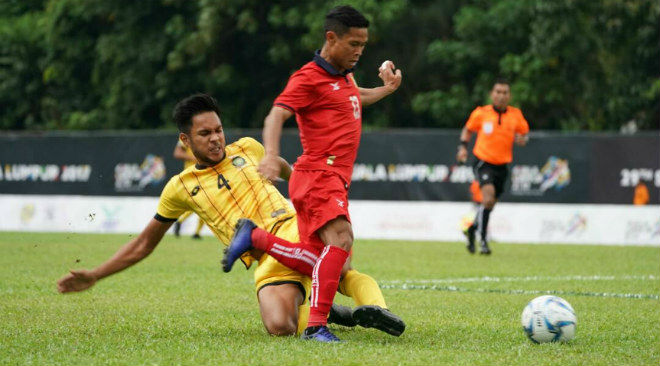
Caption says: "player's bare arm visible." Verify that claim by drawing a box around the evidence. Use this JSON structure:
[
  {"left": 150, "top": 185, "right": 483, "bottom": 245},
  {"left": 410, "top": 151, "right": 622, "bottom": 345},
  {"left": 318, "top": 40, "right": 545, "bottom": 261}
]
[
  {"left": 457, "top": 126, "right": 473, "bottom": 163},
  {"left": 259, "top": 106, "right": 293, "bottom": 180},
  {"left": 277, "top": 157, "right": 292, "bottom": 181},
  {"left": 173, "top": 143, "right": 195, "bottom": 163},
  {"left": 358, "top": 60, "right": 402, "bottom": 106},
  {"left": 56, "top": 218, "right": 172, "bottom": 293}
]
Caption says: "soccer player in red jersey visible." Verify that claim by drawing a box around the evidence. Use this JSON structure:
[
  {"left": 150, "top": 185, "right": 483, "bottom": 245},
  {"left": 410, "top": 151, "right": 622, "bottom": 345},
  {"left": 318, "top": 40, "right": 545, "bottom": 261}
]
[{"left": 222, "top": 5, "right": 402, "bottom": 342}]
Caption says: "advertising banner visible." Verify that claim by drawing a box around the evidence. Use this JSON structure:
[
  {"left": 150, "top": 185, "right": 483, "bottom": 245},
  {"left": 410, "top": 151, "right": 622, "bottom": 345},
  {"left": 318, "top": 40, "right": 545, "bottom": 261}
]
[
  {"left": 590, "top": 135, "right": 660, "bottom": 204},
  {"left": 348, "top": 131, "right": 593, "bottom": 203},
  {"left": 2, "top": 194, "right": 658, "bottom": 246},
  {"left": 1, "top": 130, "right": 658, "bottom": 204}
]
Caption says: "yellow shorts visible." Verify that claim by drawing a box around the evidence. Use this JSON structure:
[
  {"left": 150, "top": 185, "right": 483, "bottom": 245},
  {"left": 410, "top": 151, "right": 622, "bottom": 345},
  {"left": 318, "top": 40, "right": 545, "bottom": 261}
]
[{"left": 253, "top": 217, "right": 311, "bottom": 301}]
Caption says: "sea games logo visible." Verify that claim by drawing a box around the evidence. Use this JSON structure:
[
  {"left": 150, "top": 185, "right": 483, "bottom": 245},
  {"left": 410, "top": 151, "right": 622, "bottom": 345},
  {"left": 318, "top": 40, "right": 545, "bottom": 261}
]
[
  {"left": 540, "top": 213, "right": 587, "bottom": 240},
  {"left": 624, "top": 217, "right": 660, "bottom": 242},
  {"left": 511, "top": 156, "right": 571, "bottom": 196},
  {"left": 114, "top": 154, "right": 166, "bottom": 192}
]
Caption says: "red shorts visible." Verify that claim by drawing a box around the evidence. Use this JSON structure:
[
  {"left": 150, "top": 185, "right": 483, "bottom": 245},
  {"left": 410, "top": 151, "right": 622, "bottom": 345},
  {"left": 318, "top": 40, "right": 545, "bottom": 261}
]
[{"left": 289, "top": 170, "right": 351, "bottom": 250}]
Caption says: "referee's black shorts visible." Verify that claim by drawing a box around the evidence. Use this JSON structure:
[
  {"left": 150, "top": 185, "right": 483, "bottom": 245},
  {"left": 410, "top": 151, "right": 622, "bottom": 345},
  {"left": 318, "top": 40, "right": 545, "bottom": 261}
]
[{"left": 473, "top": 159, "right": 508, "bottom": 198}]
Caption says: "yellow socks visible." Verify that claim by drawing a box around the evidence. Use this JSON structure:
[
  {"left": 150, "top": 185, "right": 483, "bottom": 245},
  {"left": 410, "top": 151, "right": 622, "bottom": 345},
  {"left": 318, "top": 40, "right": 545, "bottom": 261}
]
[{"left": 339, "top": 269, "right": 387, "bottom": 308}]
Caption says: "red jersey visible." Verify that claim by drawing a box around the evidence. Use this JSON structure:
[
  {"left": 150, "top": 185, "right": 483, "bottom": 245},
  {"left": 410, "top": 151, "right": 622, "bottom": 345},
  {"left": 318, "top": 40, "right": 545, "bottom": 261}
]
[{"left": 274, "top": 52, "right": 362, "bottom": 184}]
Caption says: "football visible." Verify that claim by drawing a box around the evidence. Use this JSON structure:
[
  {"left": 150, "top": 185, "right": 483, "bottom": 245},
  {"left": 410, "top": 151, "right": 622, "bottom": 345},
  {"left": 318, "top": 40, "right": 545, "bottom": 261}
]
[
  {"left": 521, "top": 295, "right": 577, "bottom": 343},
  {"left": 379, "top": 60, "right": 394, "bottom": 73}
]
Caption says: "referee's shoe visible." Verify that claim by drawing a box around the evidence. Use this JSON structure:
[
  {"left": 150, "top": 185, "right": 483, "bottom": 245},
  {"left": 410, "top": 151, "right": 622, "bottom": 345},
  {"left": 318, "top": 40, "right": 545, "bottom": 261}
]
[{"left": 480, "top": 239, "right": 492, "bottom": 255}]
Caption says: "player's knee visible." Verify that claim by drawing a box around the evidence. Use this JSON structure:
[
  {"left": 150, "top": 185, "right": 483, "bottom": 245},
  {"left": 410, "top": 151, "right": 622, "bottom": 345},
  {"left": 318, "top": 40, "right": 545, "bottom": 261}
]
[
  {"left": 483, "top": 197, "right": 496, "bottom": 209},
  {"left": 335, "top": 230, "right": 353, "bottom": 251},
  {"left": 264, "top": 317, "right": 298, "bottom": 336}
]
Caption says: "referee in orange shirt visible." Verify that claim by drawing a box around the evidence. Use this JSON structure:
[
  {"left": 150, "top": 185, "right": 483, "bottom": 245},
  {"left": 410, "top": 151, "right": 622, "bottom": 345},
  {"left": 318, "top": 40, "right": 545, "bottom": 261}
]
[{"left": 457, "top": 78, "right": 529, "bottom": 254}]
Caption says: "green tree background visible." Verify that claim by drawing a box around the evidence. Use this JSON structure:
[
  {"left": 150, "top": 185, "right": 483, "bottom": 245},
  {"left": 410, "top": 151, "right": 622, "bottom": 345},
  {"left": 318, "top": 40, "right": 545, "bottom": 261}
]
[{"left": 1, "top": 0, "right": 658, "bottom": 131}]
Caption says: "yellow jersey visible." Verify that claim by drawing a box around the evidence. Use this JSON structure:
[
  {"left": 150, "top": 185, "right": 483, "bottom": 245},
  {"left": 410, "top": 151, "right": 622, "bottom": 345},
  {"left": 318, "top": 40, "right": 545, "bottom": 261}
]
[{"left": 156, "top": 137, "right": 296, "bottom": 267}]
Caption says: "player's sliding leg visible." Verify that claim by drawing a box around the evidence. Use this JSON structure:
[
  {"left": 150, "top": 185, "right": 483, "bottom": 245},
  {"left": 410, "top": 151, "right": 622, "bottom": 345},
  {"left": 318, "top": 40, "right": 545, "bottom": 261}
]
[
  {"left": 339, "top": 260, "right": 387, "bottom": 308},
  {"left": 335, "top": 261, "right": 406, "bottom": 336},
  {"left": 257, "top": 283, "right": 306, "bottom": 336},
  {"left": 225, "top": 219, "right": 405, "bottom": 337},
  {"left": 327, "top": 304, "right": 357, "bottom": 327},
  {"left": 223, "top": 219, "right": 320, "bottom": 275}
]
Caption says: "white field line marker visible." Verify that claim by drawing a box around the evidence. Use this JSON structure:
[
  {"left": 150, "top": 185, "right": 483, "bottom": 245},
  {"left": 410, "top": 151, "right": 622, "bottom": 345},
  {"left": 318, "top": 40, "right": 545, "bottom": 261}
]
[
  {"left": 382, "top": 274, "right": 658, "bottom": 284},
  {"left": 380, "top": 275, "right": 659, "bottom": 300}
]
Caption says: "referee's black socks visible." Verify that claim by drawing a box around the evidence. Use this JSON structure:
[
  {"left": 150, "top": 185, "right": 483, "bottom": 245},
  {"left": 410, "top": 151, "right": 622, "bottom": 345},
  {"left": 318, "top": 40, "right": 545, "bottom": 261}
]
[{"left": 478, "top": 206, "right": 492, "bottom": 243}]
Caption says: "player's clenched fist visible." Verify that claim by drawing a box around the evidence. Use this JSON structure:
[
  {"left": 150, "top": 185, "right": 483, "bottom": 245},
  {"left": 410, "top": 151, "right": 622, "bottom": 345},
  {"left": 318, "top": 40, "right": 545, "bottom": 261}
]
[
  {"left": 258, "top": 154, "right": 282, "bottom": 181},
  {"left": 378, "top": 60, "right": 402, "bottom": 93}
]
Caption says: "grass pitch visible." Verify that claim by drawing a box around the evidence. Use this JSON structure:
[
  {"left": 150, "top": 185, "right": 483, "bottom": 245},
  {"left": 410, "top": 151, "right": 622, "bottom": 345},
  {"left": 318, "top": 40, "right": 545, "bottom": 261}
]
[{"left": 1, "top": 231, "right": 658, "bottom": 365}]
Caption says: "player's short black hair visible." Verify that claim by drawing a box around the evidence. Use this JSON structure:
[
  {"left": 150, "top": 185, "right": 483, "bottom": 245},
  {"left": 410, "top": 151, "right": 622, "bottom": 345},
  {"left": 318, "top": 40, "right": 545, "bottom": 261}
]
[
  {"left": 324, "top": 5, "right": 370, "bottom": 37},
  {"left": 172, "top": 93, "right": 220, "bottom": 134},
  {"left": 492, "top": 77, "right": 510, "bottom": 88}
]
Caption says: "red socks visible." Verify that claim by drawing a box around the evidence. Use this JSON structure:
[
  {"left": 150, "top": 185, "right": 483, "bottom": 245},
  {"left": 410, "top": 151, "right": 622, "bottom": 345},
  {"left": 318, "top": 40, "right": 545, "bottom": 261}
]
[
  {"left": 250, "top": 228, "right": 320, "bottom": 276},
  {"left": 307, "top": 245, "right": 349, "bottom": 327},
  {"left": 250, "top": 227, "right": 349, "bottom": 327}
]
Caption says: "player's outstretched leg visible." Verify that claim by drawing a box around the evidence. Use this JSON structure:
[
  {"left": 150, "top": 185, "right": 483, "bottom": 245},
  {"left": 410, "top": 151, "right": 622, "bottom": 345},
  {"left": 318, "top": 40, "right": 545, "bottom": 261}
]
[
  {"left": 250, "top": 227, "right": 319, "bottom": 276},
  {"left": 301, "top": 325, "right": 342, "bottom": 342},
  {"left": 327, "top": 304, "right": 357, "bottom": 327},
  {"left": 352, "top": 305, "right": 406, "bottom": 337},
  {"left": 222, "top": 219, "right": 256, "bottom": 272}
]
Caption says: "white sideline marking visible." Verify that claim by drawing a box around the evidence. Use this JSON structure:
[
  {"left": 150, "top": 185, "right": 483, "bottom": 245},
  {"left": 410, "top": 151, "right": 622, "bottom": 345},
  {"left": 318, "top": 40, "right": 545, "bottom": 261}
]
[
  {"left": 382, "top": 274, "right": 658, "bottom": 285},
  {"left": 379, "top": 275, "right": 659, "bottom": 300}
]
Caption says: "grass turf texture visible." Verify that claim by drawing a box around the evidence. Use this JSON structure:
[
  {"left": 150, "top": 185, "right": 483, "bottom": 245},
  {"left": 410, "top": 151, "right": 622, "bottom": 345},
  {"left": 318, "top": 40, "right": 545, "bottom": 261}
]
[{"left": 1, "top": 231, "right": 658, "bottom": 365}]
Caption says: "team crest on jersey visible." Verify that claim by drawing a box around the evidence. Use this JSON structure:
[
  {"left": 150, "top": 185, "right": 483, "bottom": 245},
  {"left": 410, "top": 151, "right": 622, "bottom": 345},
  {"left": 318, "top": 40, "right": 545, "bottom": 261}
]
[
  {"left": 191, "top": 185, "right": 200, "bottom": 196},
  {"left": 232, "top": 156, "right": 246, "bottom": 167},
  {"left": 329, "top": 82, "right": 340, "bottom": 91},
  {"left": 482, "top": 122, "right": 494, "bottom": 134}
]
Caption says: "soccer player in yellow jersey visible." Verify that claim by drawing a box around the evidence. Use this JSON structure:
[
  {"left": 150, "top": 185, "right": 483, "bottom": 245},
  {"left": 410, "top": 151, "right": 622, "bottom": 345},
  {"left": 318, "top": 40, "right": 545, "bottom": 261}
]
[
  {"left": 57, "top": 93, "right": 404, "bottom": 337},
  {"left": 172, "top": 139, "right": 206, "bottom": 239}
]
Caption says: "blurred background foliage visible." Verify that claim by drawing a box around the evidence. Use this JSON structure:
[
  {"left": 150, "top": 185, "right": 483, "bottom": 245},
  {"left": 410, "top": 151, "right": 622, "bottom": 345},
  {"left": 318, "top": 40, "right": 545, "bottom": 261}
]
[{"left": 1, "top": 0, "right": 658, "bottom": 131}]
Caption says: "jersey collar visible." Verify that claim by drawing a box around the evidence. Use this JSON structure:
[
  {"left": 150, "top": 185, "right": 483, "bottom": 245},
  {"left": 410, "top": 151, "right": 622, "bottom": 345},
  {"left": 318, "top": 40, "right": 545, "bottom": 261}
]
[
  {"left": 194, "top": 149, "right": 227, "bottom": 170},
  {"left": 491, "top": 104, "right": 508, "bottom": 114},
  {"left": 313, "top": 50, "right": 354, "bottom": 76}
]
